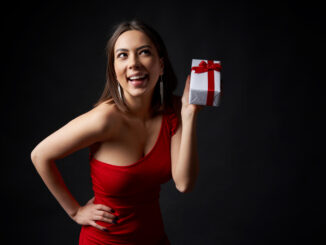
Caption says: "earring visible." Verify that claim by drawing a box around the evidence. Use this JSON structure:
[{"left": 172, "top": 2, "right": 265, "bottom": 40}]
[
  {"left": 118, "top": 83, "right": 122, "bottom": 99},
  {"left": 160, "top": 75, "right": 164, "bottom": 105}
]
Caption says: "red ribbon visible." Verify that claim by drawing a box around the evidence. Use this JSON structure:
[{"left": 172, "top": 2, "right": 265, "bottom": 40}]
[{"left": 191, "top": 60, "right": 221, "bottom": 106}]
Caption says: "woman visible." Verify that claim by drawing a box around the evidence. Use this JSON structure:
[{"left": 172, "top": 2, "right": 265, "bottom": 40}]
[{"left": 31, "top": 19, "right": 202, "bottom": 245}]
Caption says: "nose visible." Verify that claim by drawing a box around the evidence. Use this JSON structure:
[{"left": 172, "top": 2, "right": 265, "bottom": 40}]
[{"left": 128, "top": 53, "right": 141, "bottom": 70}]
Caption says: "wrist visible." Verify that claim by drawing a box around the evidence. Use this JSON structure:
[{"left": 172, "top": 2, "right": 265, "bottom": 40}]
[
  {"left": 69, "top": 204, "right": 81, "bottom": 220},
  {"left": 181, "top": 110, "right": 198, "bottom": 122}
]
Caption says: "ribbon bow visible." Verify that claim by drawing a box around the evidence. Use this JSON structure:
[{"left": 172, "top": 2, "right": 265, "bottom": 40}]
[
  {"left": 190, "top": 60, "right": 221, "bottom": 106},
  {"left": 191, "top": 60, "right": 221, "bottom": 73}
]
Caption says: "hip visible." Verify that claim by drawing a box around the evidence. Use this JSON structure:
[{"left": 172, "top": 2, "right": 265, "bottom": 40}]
[{"left": 79, "top": 225, "right": 170, "bottom": 245}]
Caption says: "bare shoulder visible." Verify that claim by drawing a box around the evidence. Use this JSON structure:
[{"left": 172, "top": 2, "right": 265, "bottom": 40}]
[
  {"left": 88, "top": 100, "right": 122, "bottom": 133},
  {"left": 90, "top": 100, "right": 117, "bottom": 120}
]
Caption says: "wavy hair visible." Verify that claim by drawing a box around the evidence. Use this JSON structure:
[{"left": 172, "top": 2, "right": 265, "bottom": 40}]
[{"left": 93, "top": 19, "right": 178, "bottom": 116}]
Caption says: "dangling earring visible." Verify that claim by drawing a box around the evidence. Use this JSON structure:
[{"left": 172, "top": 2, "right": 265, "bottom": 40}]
[
  {"left": 118, "top": 83, "right": 122, "bottom": 100},
  {"left": 160, "top": 75, "right": 164, "bottom": 105}
]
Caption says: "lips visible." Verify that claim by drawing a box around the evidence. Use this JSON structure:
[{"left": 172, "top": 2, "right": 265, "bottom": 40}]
[
  {"left": 127, "top": 74, "right": 149, "bottom": 87},
  {"left": 127, "top": 74, "right": 148, "bottom": 81}
]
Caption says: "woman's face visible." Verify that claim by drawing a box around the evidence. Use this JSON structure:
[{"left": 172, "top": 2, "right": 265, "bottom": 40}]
[{"left": 114, "top": 30, "right": 164, "bottom": 99}]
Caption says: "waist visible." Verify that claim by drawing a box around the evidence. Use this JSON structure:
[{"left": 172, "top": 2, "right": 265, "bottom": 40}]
[
  {"left": 81, "top": 197, "right": 166, "bottom": 244},
  {"left": 93, "top": 193, "right": 160, "bottom": 220},
  {"left": 93, "top": 186, "right": 160, "bottom": 208}
]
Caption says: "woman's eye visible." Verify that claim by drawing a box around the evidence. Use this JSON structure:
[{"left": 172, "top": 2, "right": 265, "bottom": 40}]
[
  {"left": 117, "top": 50, "right": 150, "bottom": 58},
  {"left": 117, "top": 53, "right": 127, "bottom": 58},
  {"left": 140, "top": 49, "right": 151, "bottom": 55}
]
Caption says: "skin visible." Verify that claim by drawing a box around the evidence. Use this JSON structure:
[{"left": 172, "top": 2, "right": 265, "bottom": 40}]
[
  {"left": 114, "top": 30, "right": 164, "bottom": 120},
  {"left": 30, "top": 30, "right": 203, "bottom": 233}
]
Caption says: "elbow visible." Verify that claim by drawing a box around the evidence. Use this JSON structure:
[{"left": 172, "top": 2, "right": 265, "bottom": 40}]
[
  {"left": 176, "top": 184, "right": 195, "bottom": 193},
  {"left": 31, "top": 148, "right": 56, "bottom": 167},
  {"left": 174, "top": 168, "right": 199, "bottom": 193},
  {"left": 31, "top": 149, "right": 37, "bottom": 164},
  {"left": 31, "top": 150, "right": 42, "bottom": 168},
  {"left": 31, "top": 148, "right": 43, "bottom": 165}
]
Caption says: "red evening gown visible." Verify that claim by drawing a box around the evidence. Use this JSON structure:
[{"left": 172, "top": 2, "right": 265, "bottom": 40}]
[{"left": 78, "top": 111, "right": 178, "bottom": 245}]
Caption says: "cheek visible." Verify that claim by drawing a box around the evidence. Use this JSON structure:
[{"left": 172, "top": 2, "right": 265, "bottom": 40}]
[
  {"left": 146, "top": 59, "right": 160, "bottom": 72},
  {"left": 114, "top": 63, "right": 125, "bottom": 77}
]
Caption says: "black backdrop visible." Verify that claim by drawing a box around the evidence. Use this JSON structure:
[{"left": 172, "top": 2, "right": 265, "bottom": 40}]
[{"left": 2, "top": 1, "right": 323, "bottom": 244}]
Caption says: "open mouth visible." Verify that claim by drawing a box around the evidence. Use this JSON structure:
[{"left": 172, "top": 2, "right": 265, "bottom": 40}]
[{"left": 127, "top": 74, "right": 149, "bottom": 86}]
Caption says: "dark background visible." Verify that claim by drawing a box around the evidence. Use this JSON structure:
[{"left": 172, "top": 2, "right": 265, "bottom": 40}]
[{"left": 2, "top": 0, "right": 323, "bottom": 244}]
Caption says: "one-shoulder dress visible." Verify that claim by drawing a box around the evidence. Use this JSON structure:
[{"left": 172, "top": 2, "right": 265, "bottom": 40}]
[{"left": 78, "top": 110, "right": 178, "bottom": 245}]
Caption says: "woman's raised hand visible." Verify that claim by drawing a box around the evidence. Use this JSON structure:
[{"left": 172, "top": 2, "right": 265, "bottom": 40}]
[
  {"left": 71, "top": 197, "right": 118, "bottom": 232},
  {"left": 181, "top": 74, "right": 204, "bottom": 120}
]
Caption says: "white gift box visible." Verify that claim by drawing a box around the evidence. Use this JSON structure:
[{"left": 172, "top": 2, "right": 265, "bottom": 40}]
[{"left": 189, "top": 59, "right": 222, "bottom": 106}]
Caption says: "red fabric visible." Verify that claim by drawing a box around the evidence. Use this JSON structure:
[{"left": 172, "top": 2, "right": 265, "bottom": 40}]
[
  {"left": 79, "top": 111, "right": 178, "bottom": 245},
  {"left": 190, "top": 60, "right": 221, "bottom": 74}
]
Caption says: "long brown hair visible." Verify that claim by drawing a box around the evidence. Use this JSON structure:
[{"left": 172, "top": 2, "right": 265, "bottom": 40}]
[{"left": 93, "top": 19, "right": 178, "bottom": 116}]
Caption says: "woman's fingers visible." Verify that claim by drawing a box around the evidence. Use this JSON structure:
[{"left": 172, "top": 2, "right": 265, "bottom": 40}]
[
  {"left": 89, "top": 212, "right": 119, "bottom": 232},
  {"left": 94, "top": 210, "right": 116, "bottom": 219},
  {"left": 72, "top": 201, "right": 119, "bottom": 230},
  {"left": 95, "top": 204, "right": 115, "bottom": 213},
  {"left": 94, "top": 215, "right": 117, "bottom": 224},
  {"left": 93, "top": 204, "right": 118, "bottom": 224},
  {"left": 89, "top": 220, "right": 108, "bottom": 232}
]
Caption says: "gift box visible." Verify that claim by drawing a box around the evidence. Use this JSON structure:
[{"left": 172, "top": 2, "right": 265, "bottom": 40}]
[{"left": 189, "top": 59, "right": 222, "bottom": 106}]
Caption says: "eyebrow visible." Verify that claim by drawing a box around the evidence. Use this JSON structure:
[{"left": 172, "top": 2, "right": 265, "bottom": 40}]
[{"left": 115, "top": 45, "right": 152, "bottom": 53}]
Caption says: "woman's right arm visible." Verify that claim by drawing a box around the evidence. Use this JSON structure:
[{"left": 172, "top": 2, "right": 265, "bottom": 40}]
[{"left": 30, "top": 105, "right": 118, "bottom": 231}]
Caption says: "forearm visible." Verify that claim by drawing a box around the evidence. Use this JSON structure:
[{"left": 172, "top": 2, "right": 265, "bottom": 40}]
[
  {"left": 174, "top": 113, "right": 199, "bottom": 192},
  {"left": 31, "top": 154, "right": 81, "bottom": 218}
]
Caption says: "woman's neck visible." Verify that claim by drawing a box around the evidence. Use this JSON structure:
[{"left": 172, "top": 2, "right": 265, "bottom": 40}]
[{"left": 123, "top": 91, "right": 154, "bottom": 121}]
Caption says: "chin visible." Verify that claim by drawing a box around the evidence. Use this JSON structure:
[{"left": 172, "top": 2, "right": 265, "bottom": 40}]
[{"left": 130, "top": 87, "right": 155, "bottom": 98}]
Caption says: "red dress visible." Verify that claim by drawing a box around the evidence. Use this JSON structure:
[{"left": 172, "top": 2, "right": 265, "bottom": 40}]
[{"left": 79, "top": 111, "right": 178, "bottom": 245}]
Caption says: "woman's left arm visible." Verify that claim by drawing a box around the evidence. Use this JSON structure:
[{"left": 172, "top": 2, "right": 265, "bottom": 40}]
[{"left": 171, "top": 75, "right": 203, "bottom": 193}]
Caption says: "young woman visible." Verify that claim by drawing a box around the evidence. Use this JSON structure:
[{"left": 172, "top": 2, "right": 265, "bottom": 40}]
[{"left": 31, "top": 19, "right": 203, "bottom": 245}]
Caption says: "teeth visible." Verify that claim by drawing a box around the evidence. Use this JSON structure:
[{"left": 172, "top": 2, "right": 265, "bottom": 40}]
[{"left": 129, "top": 75, "right": 147, "bottom": 80}]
